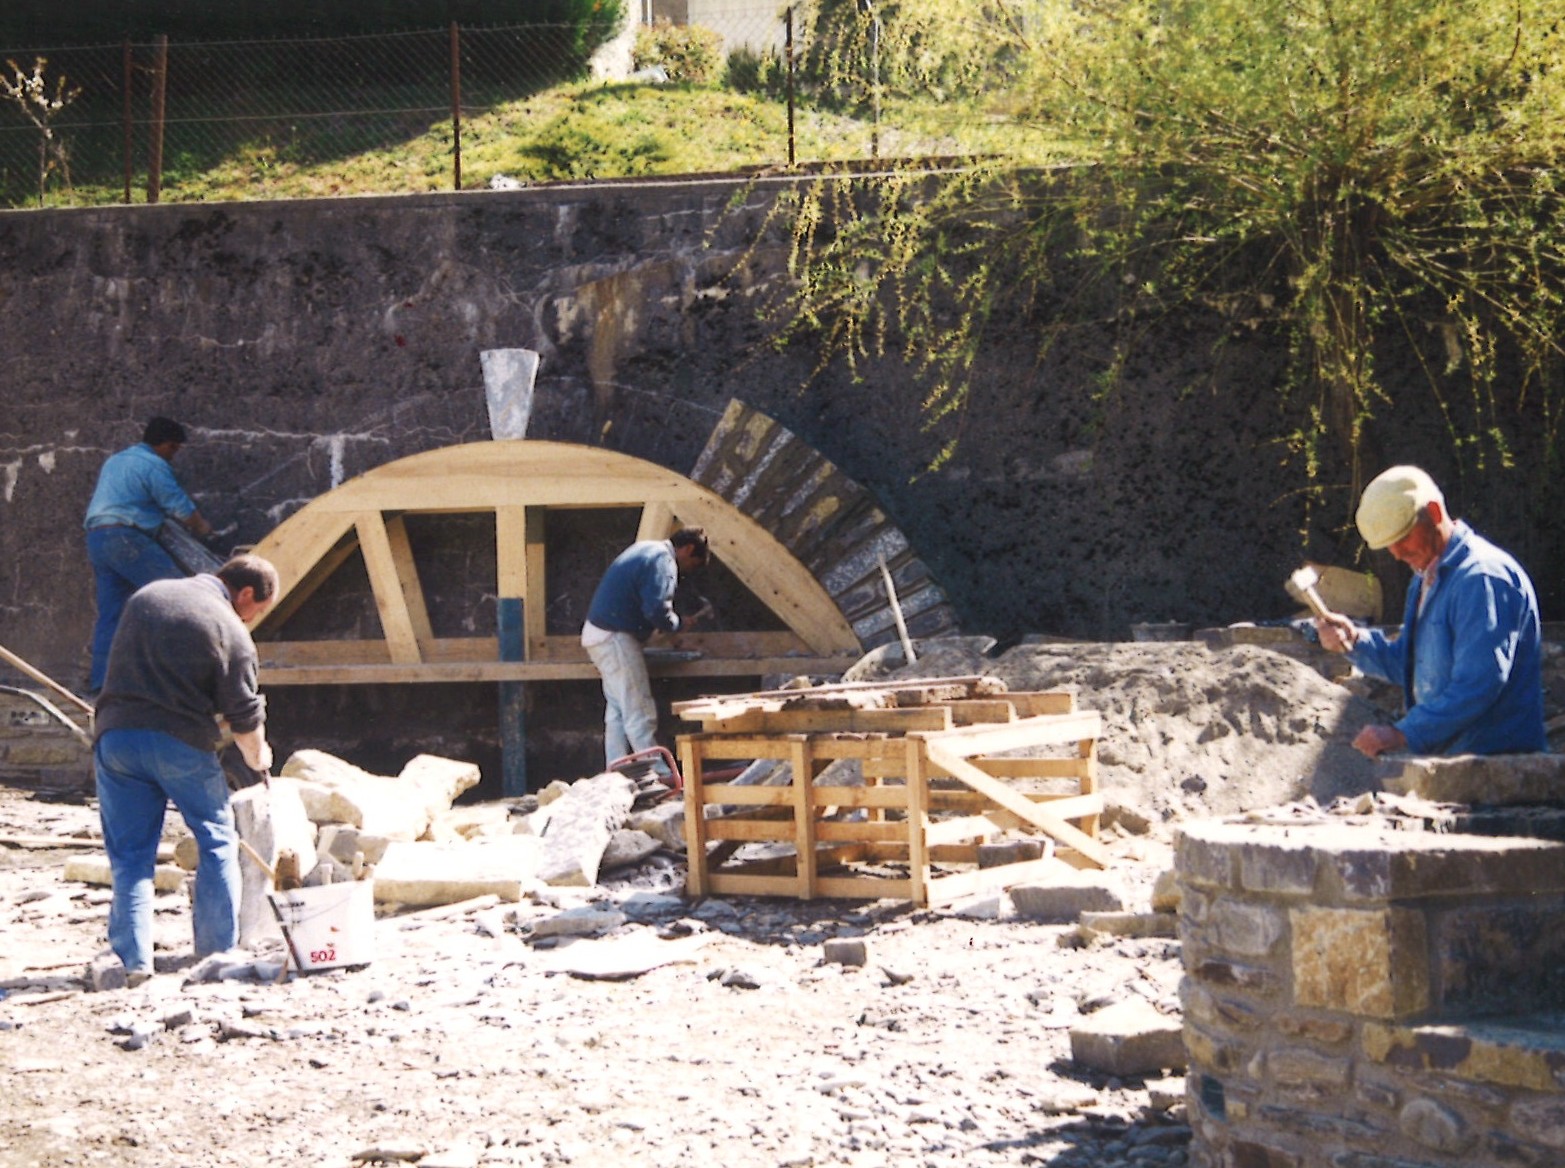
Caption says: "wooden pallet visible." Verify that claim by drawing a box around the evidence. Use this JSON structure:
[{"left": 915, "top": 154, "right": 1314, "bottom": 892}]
[{"left": 676, "top": 679, "right": 1104, "bottom": 907}]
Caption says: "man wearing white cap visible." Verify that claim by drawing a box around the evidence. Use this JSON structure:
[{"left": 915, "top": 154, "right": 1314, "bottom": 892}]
[{"left": 1315, "top": 465, "right": 1546, "bottom": 758}]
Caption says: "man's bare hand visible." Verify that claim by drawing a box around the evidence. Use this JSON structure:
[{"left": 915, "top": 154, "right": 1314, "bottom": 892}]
[
  {"left": 1313, "top": 611, "right": 1360, "bottom": 653},
  {"left": 1352, "top": 724, "right": 1406, "bottom": 759}
]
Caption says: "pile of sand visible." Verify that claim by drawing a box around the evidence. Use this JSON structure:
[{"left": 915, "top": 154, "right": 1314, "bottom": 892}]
[{"left": 845, "top": 637, "right": 1383, "bottom": 834}]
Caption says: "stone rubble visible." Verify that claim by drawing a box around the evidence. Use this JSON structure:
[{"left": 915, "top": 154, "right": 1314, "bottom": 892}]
[{"left": 1, "top": 777, "right": 1194, "bottom": 1168}]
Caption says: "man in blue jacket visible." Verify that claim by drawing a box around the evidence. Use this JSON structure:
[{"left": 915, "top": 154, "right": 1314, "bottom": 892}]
[
  {"left": 83, "top": 417, "right": 213, "bottom": 695},
  {"left": 1315, "top": 465, "right": 1546, "bottom": 758},
  {"left": 581, "top": 526, "right": 709, "bottom": 767}
]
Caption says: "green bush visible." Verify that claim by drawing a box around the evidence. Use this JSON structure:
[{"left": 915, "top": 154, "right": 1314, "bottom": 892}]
[
  {"left": 726, "top": 45, "right": 788, "bottom": 99},
  {"left": 632, "top": 19, "right": 723, "bottom": 85}
]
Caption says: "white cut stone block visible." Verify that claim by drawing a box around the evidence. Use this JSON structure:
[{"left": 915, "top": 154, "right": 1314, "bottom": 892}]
[{"left": 372, "top": 837, "right": 541, "bottom": 907}]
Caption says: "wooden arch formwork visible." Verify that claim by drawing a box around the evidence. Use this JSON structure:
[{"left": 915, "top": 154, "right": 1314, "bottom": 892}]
[{"left": 245, "top": 440, "right": 864, "bottom": 791}]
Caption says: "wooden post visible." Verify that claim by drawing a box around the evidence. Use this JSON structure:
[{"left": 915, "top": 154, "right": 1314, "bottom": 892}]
[
  {"left": 147, "top": 35, "right": 167, "bottom": 205},
  {"left": 449, "top": 22, "right": 462, "bottom": 191},
  {"left": 680, "top": 735, "right": 710, "bottom": 895},
  {"left": 122, "top": 40, "right": 133, "bottom": 204}
]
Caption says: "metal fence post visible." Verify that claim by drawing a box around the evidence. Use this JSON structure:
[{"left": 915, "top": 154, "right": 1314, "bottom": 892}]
[
  {"left": 786, "top": 7, "right": 796, "bottom": 168},
  {"left": 450, "top": 22, "right": 462, "bottom": 191},
  {"left": 147, "top": 35, "right": 167, "bottom": 204},
  {"left": 122, "top": 39, "right": 133, "bottom": 204}
]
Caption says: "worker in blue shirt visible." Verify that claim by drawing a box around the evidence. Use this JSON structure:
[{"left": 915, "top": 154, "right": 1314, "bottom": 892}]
[
  {"left": 581, "top": 527, "right": 709, "bottom": 766},
  {"left": 82, "top": 417, "right": 213, "bottom": 696},
  {"left": 1315, "top": 465, "right": 1547, "bottom": 758}
]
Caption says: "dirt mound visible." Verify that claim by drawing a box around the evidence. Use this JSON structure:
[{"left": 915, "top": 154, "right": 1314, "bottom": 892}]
[{"left": 845, "top": 637, "right": 1382, "bottom": 833}]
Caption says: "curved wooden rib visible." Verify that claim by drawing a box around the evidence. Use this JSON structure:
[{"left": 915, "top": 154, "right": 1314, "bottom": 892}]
[{"left": 247, "top": 441, "right": 862, "bottom": 685}]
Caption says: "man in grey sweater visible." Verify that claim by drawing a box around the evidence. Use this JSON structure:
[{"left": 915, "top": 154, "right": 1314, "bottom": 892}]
[{"left": 93, "top": 554, "right": 278, "bottom": 980}]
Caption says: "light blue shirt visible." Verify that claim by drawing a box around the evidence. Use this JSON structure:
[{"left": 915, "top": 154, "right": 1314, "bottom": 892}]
[
  {"left": 83, "top": 443, "right": 198, "bottom": 534},
  {"left": 1349, "top": 522, "right": 1547, "bottom": 755}
]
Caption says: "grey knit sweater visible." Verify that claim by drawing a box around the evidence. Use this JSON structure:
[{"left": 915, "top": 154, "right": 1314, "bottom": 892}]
[{"left": 93, "top": 575, "right": 265, "bottom": 753}]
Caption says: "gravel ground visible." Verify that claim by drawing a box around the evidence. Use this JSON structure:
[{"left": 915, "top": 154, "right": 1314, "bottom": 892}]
[{"left": 0, "top": 784, "right": 1190, "bottom": 1168}]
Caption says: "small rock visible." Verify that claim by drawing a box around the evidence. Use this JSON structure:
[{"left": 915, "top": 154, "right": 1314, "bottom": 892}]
[
  {"left": 823, "top": 938, "right": 868, "bottom": 967},
  {"left": 720, "top": 967, "right": 761, "bottom": 990}
]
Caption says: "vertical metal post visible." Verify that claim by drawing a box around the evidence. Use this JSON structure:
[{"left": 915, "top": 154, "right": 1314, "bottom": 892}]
[
  {"left": 497, "top": 597, "right": 527, "bottom": 797},
  {"left": 147, "top": 35, "right": 167, "bottom": 205},
  {"left": 450, "top": 22, "right": 462, "bottom": 191},
  {"left": 785, "top": 7, "right": 796, "bottom": 167},
  {"left": 868, "top": 5, "right": 880, "bottom": 160},
  {"left": 122, "top": 39, "right": 133, "bottom": 204}
]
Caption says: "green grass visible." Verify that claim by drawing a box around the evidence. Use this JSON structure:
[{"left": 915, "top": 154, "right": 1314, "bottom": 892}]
[{"left": 11, "top": 79, "right": 1069, "bottom": 207}]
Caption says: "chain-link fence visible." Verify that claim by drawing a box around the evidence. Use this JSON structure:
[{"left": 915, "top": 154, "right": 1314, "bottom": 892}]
[{"left": 0, "top": 11, "right": 1048, "bottom": 209}]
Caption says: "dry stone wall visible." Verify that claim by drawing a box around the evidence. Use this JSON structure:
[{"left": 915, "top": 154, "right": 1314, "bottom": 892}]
[{"left": 1177, "top": 817, "right": 1565, "bottom": 1168}]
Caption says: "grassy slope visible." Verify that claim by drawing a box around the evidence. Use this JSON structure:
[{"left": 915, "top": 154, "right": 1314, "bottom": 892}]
[{"left": 135, "top": 83, "right": 1061, "bottom": 203}]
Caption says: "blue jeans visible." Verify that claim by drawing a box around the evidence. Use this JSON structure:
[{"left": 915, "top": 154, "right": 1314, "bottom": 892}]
[
  {"left": 585, "top": 632, "right": 658, "bottom": 766},
  {"left": 95, "top": 728, "right": 240, "bottom": 973},
  {"left": 86, "top": 526, "right": 183, "bottom": 691}
]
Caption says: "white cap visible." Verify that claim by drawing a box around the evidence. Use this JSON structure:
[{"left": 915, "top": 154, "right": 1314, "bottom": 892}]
[{"left": 1356, "top": 466, "right": 1444, "bottom": 549}]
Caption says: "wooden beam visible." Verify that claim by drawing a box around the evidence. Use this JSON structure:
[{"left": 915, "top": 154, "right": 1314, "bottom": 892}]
[
  {"left": 258, "top": 654, "right": 856, "bottom": 686},
  {"left": 637, "top": 502, "right": 674, "bottom": 542},
  {"left": 919, "top": 711, "right": 1104, "bottom": 758},
  {"left": 354, "top": 512, "right": 428, "bottom": 665},
  {"left": 921, "top": 740, "right": 1109, "bottom": 868},
  {"left": 248, "top": 509, "right": 358, "bottom": 634},
  {"left": 671, "top": 493, "right": 859, "bottom": 654},
  {"left": 524, "top": 508, "right": 548, "bottom": 658}
]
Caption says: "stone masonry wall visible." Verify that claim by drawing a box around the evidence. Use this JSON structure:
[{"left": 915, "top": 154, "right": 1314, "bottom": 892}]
[
  {"left": 1177, "top": 818, "right": 1565, "bottom": 1168},
  {"left": 2, "top": 177, "right": 1561, "bottom": 787}
]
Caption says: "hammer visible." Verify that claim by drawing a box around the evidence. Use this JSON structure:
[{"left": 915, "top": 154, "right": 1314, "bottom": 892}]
[{"left": 1288, "top": 565, "right": 1332, "bottom": 620}]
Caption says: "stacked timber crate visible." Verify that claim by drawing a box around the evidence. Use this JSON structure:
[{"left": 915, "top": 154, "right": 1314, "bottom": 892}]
[{"left": 676, "top": 676, "right": 1105, "bottom": 908}]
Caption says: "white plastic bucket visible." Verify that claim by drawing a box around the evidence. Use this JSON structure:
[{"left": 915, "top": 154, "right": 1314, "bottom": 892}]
[{"left": 268, "top": 880, "right": 376, "bottom": 971}]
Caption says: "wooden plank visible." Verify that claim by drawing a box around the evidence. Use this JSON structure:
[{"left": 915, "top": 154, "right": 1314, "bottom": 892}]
[
  {"left": 673, "top": 677, "right": 989, "bottom": 712},
  {"left": 495, "top": 506, "right": 528, "bottom": 598},
  {"left": 807, "top": 786, "right": 907, "bottom": 810},
  {"left": 948, "top": 700, "right": 1019, "bottom": 725},
  {"left": 681, "top": 737, "right": 710, "bottom": 896},
  {"left": 922, "top": 740, "right": 1110, "bottom": 868},
  {"left": 803, "top": 739, "right": 905, "bottom": 763},
  {"left": 922, "top": 812, "right": 1007, "bottom": 849},
  {"left": 922, "top": 711, "right": 1103, "bottom": 758},
  {"left": 1005, "top": 692, "right": 1077, "bottom": 717},
  {"left": 355, "top": 512, "right": 425, "bottom": 665},
  {"left": 814, "top": 874, "right": 915, "bottom": 900},
  {"left": 248, "top": 509, "right": 358, "bottom": 634},
  {"left": 815, "top": 821, "right": 908, "bottom": 843},
  {"left": 258, "top": 637, "right": 495, "bottom": 667},
  {"left": 924, "top": 857, "right": 1066, "bottom": 907},
  {"left": 707, "top": 873, "right": 816, "bottom": 898},
  {"left": 691, "top": 708, "right": 955, "bottom": 736},
  {"left": 704, "top": 820, "right": 795, "bottom": 842},
  {"left": 969, "top": 757, "right": 1093, "bottom": 780},
  {"left": 904, "top": 737, "right": 930, "bottom": 906},
  {"left": 257, "top": 654, "right": 859, "bottom": 685},
  {"left": 306, "top": 442, "right": 701, "bottom": 511},
  {"left": 531, "top": 631, "right": 822, "bottom": 664},
  {"left": 523, "top": 508, "right": 548, "bottom": 657},
  {"left": 791, "top": 738, "right": 816, "bottom": 899},
  {"left": 699, "top": 785, "right": 794, "bottom": 807},
  {"left": 1078, "top": 736, "right": 1101, "bottom": 837},
  {"left": 637, "top": 502, "right": 674, "bottom": 542},
  {"left": 929, "top": 793, "right": 1104, "bottom": 823}
]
